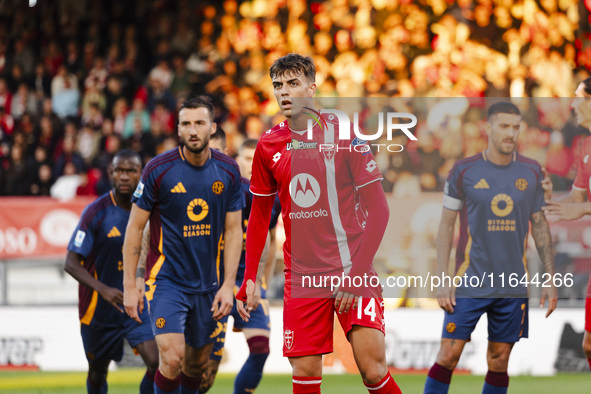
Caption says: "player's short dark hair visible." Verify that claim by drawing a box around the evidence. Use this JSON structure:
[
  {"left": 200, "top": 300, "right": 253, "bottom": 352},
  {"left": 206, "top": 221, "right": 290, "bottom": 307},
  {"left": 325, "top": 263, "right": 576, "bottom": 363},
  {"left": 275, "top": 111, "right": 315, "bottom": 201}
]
[
  {"left": 113, "top": 149, "right": 142, "bottom": 165},
  {"left": 487, "top": 101, "right": 521, "bottom": 121},
  {"left": 270, "top": 54, "right": 316, "bottom": 82},
  {"left": 179, "top": 96, "right": 215, "bottom": 122},
  {"left": 581, "top": 77, "right": 591, "bottom": 96},
  {"left": 211, "top": 126, "right": 226, "bottom": 146},
  {"left": 239, "top": 138, "right": 258, "bottom": 155}
]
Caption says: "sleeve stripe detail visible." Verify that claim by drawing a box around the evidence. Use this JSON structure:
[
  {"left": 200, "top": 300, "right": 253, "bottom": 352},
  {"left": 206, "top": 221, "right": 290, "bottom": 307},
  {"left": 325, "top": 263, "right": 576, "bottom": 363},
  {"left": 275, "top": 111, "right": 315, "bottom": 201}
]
[
  {"left": 443, "top": 195, "right": 463, "bottom": 211},
  {"left": 250, "top": 188, "right": 277, "bottom": 196},
  {"left": 357, "top": 178, "right": 383, "bottom": 189}
]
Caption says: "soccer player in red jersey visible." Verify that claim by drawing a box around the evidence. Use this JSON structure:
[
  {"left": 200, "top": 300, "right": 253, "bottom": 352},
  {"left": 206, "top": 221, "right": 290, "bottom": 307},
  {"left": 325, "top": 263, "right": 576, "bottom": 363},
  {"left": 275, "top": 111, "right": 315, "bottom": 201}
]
[
  {"left": 544, "top": 77, "right": 591, "bottom": 371},
  {"left": 236, "top": 54, "right": 401, "bottom": 393}
]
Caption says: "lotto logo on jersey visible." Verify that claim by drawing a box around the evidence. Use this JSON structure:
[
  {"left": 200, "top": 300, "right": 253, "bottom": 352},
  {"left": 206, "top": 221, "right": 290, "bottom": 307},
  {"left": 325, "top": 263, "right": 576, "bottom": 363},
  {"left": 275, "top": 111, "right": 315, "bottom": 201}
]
[
  {"left": 289, "top": 174, "right": 320, "bottom": 208},
  {"left": 284, "top": 329, "right": 294, "bottom": 350}
]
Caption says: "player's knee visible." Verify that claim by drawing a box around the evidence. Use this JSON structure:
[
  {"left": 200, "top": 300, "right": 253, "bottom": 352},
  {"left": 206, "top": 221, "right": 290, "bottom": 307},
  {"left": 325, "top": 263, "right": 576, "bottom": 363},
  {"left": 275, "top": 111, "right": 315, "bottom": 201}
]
[
  {"left": 160, "top": 349, "right": 184, "bottom": 373},
  {"left": 486, "top": 351, "right": 510, "bottom": 371},
  {"left": 436, "top": 347, "right": 461, "bottom": 370},
  {"left": 360, "top": 367, "right": 388, "bottom": 385},
  {"left": 183, "top": 355, "right": 209, "bottom": 376},
  {"left": 88, "top": 365, "right": 108, "bottom": 384}
]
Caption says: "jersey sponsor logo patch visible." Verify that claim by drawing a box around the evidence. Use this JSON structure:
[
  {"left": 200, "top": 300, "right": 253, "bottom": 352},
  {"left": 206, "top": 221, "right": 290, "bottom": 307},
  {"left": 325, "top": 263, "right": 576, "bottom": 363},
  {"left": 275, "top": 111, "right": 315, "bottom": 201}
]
[
  {"left": 351, "top": 137, "right": 368, "bottom": 146},
  {"left": 155, "top": 317, "right": 166, "bottom": 329},
  {"left": 289, "top": 173, "right": 321, "bottom": 208},
  {"left": 187, "top": 198, "right": 209, "bottom": 222},
  {"left": 515, "top": 178, "right": 528, "bottom": 191},
  {"left": 286, "top": 140, "right": 318, "bottom": 151},
  {"left": 133, "top": 181, "right": 144, "bottom": 198},
  {"left": 491, "top": 193, "right": 514, "bottom": 217},
  {"left": 284, "top": 329, "right": 294, "bottom": 350},
  {"left": 107, "top": 226, "right": 121, "bottom": 238},
  {"left": 212, "top": 181, "right": 224, "bottom": 195},
  {"left": 366, "top": 160, "right": 377, "bottom": 173},
  {"left": 446, "top": 322, "right": 456, "bottom": 333},
  {"left": 272, "top": 152, "right": 282, "bottom": 162},
  {"left": 74, "top": 230, "right": 86, "bottom": 247},
  {"left": 474, "top": 178, "right": 489, "bottom": 189},
  {"left": 171, "top": 182, "right": 187, "bottom": 193}
]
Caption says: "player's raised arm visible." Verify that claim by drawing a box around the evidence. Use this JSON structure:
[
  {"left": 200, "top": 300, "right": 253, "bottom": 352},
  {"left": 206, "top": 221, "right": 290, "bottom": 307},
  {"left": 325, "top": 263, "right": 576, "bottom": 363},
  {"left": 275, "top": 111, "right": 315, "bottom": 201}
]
[
  {"left": 236, "top": 194, "right": 275, "bottom": 320},
  {"left": 123, "top": 204, "right": 151, "bottom": 323},
  {"left": 436, "top": 207, "right": 459, "bottom": 314},
  {"left": 530, "top": 210, "right": 558, "bottom": 317},
  {"left": 212, "top": 209, "right": 242, "bottom": 320}
]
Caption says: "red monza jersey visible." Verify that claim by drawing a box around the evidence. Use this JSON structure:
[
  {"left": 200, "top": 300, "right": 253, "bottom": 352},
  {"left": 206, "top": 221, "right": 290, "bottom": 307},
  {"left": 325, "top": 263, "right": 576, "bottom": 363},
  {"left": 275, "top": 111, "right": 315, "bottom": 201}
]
[
  {"left": 572, "top": 137, "right": 591, "bottom": 299},
  {"left": 249, "top": 115, "right": 383, "bottom": 280}
]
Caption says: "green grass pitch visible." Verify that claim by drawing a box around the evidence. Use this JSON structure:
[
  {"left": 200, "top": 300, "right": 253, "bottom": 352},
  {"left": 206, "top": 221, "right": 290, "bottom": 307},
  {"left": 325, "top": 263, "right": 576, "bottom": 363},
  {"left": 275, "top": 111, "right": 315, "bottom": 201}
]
[{"left": 0, "top": 369, "right": 588, "bottom": 393}]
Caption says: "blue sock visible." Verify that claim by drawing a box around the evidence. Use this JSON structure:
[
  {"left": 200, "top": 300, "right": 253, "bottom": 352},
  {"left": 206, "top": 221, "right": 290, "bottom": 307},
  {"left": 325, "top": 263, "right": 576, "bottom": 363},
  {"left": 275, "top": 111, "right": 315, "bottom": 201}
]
[
  {"left": 423, "top": 363, "right": 452, "bottom": 394},
  {"left": 140, "top": 369, "right": 155, "bottom": 394},
  {"left": 482, "top": 371, "right": 509, "bottom": 394},
  {"left": 87, "top": 376, "right": 107, "bottom": 394},
  {"left": 482, "top": 382, "right": 508, "bottom": 394},
  {"left": 234, "top": 336, "right": 270, "bottom": 394},
  {"left": 424, "top": 376, "right": 449, "bottom": 394}
]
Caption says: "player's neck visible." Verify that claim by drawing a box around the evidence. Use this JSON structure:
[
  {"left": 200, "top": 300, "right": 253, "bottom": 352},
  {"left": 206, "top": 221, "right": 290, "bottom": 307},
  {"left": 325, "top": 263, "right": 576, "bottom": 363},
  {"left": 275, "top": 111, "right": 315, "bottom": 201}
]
[
  {"left": 112, "top": 190, "right": 132, "bottom": 211},
  {"left": 485, "top": 147, "right": 514, "bottom": 166},
  {"left": 288, "top": 113, "right": 309, "bottom": 132},
  {"left": 183, "top": 145, "right": 210, "bottom": 167}
]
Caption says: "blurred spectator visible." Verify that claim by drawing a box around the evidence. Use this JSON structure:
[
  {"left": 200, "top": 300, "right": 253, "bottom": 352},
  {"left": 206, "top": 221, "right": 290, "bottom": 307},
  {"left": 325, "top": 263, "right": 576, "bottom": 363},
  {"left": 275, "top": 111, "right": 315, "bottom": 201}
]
[
  {"left": 12, "top": 38, "right": 35, "bottom": 77},
  {"left": 51, "top": 65, "right": 80, "bottom": 119},
  {"left": 123, "top": 98, "right": 150, "bottom": 138},
  {"left": 53, "top": 134, "right": 85, "bottom": 179},
  {"left": 10, "top": 84, "right": 37, "bottom": 120},
  {"left": 0, "top": 78, "right": 12, "bottom": 114},
  {"left": 2, "top": 144, "right": 30, "bottom": 195}
]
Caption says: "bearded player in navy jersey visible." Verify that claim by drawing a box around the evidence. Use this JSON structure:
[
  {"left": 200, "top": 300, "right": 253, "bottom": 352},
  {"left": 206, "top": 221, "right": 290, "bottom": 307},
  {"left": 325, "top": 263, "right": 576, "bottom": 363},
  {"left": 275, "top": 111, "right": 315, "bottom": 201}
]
[
  {"left": 65, "top": 149, "right": 158, "bottom": 394},
  {"left": 123, "top": 96, "right": 244, "bottom": 394},
  {"left": 423, "top": 102, "right": 557, "bottom": 394}
]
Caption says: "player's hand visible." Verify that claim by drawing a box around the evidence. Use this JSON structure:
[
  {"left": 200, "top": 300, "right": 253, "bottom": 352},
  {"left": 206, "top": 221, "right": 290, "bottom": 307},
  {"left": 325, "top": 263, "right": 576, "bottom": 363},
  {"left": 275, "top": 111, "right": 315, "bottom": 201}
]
[
  {"left": 135, "top": 277, "right": 145, "bottom": 314},
  {"left": 212, "top": 283, "right": 234, "bottom": 321},
  {"left": 236, "top": 279, "right": 255, "bottom": 322},
  {"left": 99, "top": 286, "right": 124, "bottom": 313},
  {"left": 123, "top": 285, "right": 142, "bottom": 324},
  {"left": 541, "top": 167, "right": 553, "bottom": 201},
  {"left": 252, "top": 281, "right": 262, "bottom": 311},
  {"left": 436, "top": 285, "right": 456, "bottom": 314},
  {"left": 542, "top": 201, "right": 587, "bottom": 222},
  {"left": 540, "top": 284, "right": 558, "bottom": 318},
  {"left": 335, "top": 291, "right": 359, "bottom": 314}
]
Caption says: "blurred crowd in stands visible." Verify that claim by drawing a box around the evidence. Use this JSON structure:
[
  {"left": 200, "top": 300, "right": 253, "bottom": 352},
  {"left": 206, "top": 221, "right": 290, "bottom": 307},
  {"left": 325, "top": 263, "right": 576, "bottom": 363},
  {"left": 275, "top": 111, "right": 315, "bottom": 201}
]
[{"left": 0, "top": 0, "right": 590, "bottom": 198}]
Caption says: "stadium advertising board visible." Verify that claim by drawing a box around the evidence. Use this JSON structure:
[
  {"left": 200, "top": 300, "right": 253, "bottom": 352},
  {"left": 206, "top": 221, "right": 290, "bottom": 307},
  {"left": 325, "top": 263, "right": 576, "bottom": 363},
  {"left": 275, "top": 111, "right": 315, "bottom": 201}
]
[{"left": 0, "top": 197, "right": 93, "bottom": 259}]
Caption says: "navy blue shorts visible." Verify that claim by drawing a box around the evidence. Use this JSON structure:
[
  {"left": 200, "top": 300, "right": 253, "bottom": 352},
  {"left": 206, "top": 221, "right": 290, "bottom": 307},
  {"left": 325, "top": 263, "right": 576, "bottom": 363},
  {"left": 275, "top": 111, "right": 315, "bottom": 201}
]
[
  {"left": 148, "top": 280, "right": 217, "bottom": 349},
  {"left": 209, "top": 286, "right": 271, "bottom": 362},
  {"left": 81, "top": 298, "right": 153, "bottom": 363},
  {"left": 442, "top": 297, "right": 528, "bottom": 343}
]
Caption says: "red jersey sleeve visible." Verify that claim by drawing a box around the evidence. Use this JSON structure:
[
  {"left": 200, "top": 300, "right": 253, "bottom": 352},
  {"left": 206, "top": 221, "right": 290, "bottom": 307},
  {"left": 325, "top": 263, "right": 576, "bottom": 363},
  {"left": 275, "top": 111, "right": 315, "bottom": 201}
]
[
  {"left": 249, "top": 140, "right": 277, "bottom": 196},
  {"left": 573, "top": 145, "right": 587, "bottom": 191},
  {"left": 347, "top": 140, "right": 383, "bottom": 188}
]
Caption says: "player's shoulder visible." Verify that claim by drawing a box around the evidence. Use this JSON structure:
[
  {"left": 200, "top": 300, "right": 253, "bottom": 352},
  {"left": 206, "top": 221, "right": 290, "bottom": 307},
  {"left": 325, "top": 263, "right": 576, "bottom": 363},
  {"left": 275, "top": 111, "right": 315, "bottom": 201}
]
[
  {"left": 143, "top": 147, "right": 181, "bottom": 178},
  {"left": 259, "top": 121, "right": 290, "bottom": 144},
  {"left": 515, "top": 153, "right": 542, "bottom": 171},
  {"left": 450, "top": 153, "right": 484, "bottom": 174},
  {"left": 80, "top": 192, "right": 113, "bottom": 226},
  {"left": 211, "top": 149, "right": 240, "bottom": 175}
]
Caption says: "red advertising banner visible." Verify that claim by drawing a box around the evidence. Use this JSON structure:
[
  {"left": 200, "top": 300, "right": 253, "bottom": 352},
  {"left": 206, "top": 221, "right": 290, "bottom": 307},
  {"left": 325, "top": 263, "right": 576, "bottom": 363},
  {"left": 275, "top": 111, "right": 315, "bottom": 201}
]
[{"left": 0, "top": 197, "right": 95, "bottom": 260}]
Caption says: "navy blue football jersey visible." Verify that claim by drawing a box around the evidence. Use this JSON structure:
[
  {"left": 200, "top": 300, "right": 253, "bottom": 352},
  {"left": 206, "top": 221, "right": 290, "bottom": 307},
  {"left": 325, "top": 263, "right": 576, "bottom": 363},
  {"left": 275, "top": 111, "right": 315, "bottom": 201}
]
[
  {"left": 133, "top": 147, "right": 244, "bottom": 294},
  {"left": 68, "top": 191, "right": 129, "bottom": 325},
  {"left": 444, "top": 152, "right": 545, "bottom": 297}
]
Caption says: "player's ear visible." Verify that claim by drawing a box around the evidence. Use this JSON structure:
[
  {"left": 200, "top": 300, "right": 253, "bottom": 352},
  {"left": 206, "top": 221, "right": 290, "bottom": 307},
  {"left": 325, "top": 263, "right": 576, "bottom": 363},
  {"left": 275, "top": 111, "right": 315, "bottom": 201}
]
[
  {"left": 108, "top": 164, "right": 114, "bottom": 181},
  {"left": 210, "top": 122, "right": 217, "bottom": 136},
  {"left": 308, "top": 83, "right": 317, "bottom": 97},
  {"left": 484, "top": 121, "right": 492, "bottom": 136}
]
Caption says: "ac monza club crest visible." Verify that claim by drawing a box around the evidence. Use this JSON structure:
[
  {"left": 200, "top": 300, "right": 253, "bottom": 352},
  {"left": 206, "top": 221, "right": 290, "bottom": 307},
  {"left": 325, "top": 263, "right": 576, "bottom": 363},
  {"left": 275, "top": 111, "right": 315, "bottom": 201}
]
[
  {"left": 322, "top": 145, "right": 335, "bottom": 161},
  {"left": 284, "top": 329, "right": 294, "bottom": 349}
]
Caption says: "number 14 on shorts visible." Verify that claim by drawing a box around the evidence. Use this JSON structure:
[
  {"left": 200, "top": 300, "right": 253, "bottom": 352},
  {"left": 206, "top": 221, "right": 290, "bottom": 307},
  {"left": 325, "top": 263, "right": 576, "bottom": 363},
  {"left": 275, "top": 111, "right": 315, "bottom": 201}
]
[{"left": 357, "top": 297, "right": 377, "bottom": 321}]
